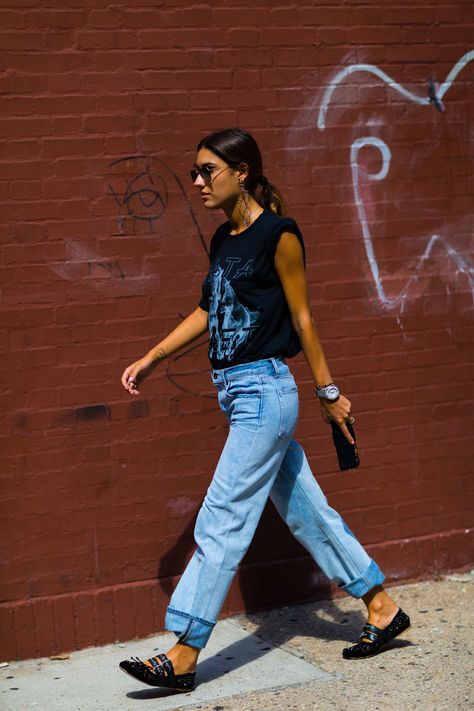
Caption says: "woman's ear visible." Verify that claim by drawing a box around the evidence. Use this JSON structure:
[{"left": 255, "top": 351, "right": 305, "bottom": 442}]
[{"left": 237, "top": 162, "right": 250, "bottom": 181}]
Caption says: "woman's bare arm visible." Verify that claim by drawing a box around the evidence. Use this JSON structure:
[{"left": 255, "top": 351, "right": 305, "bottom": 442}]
[
  {"left": 274, "top": 232, "right": 353, "bottom": 443},
  {"left": 146, "top": 306, "right": 209, "bottom": 365},
  {"left": 121, "top": 306, "right": 208, "bottom": 395}
]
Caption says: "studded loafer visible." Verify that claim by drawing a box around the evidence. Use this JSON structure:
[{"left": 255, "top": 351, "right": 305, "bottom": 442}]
[
  {"left": 119, "top": 653, "right": 196, "bottom": 692},
  {"left": 342, "top": 607, "right": 411, "bottom": 659}
]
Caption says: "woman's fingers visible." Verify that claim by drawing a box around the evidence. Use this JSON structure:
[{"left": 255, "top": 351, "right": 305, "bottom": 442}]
[
  {"left": 338, "top": 421, "right": 355, "bottom": 445},
  {"left": 321, "top": 400, "right": 351, "bottom": 422},
  {"left": 320, "top": 397, "right": 356, "bottom": 443},
  {"left": 126, "top": 375, "right": 140, "bottom": 395},
  {"left": 121, "top": 366, "right": 133, "bottom": 389},
  {"left": 121, "top": 364, "right": 141, "bottom": 396}
]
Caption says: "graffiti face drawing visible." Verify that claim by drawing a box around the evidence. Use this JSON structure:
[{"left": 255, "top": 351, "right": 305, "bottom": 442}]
[{"left": 208, "top": 262, "right": 260, "bottom": 362}]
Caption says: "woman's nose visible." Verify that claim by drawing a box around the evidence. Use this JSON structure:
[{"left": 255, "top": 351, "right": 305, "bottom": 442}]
[{"left": 194, "top": 173, "right": 205, "bottom": 187}]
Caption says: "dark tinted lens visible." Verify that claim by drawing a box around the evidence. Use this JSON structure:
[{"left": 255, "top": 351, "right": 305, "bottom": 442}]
[
  {"left": 200, "top": 166, "right": 213, "bottom": 183},
  {"left": 191, "top": 166, "right": 213, "bottom": 184}
]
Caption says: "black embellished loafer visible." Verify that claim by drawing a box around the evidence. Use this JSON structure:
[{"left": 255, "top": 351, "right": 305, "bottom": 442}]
[
  {"left": 342, "top": 608, "right": 411, "bottom": 659},
  {"left": 119, "top": 653, "right": 196, "bottom": 692}
]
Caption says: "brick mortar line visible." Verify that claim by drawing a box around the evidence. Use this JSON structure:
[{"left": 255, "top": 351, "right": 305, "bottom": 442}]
[{"left": 1, "top": 527, "right": 472, "bottom": 609}]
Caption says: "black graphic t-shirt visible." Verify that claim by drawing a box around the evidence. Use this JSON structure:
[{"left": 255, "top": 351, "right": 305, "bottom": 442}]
[{"left": 199, "top": 209, "right": 306, "bottom": 370}]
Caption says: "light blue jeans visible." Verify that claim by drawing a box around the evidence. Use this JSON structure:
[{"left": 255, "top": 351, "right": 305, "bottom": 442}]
[{"left": 165, "top": 357, "right": 384, "bottom": 648}]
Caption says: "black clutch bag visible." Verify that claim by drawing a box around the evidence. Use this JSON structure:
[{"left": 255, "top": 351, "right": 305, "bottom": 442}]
[{"left": 330, "top": 421, "right": 360, "bottom": 471}]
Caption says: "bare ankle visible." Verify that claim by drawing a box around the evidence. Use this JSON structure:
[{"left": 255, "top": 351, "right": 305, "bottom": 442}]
[
  {"left": 169, "top": 642, "right": 200, "bottom": 663},
  {"left": 362, "top": 587, "right": 397, "bottom": 615}
]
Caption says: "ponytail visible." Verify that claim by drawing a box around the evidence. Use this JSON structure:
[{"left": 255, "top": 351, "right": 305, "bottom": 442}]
[{"left": 256, "top": 175, "right": 286, "bottom": 217}]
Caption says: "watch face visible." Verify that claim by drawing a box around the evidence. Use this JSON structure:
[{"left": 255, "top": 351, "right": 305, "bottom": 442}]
[{"left": 326, "top": 385, "right": 339, "bottom": 400}]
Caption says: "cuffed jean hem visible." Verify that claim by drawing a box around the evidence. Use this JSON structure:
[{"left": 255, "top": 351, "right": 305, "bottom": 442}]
[
  {"left": 339, "top": 559, "right": 385, "bottom": 598},
  {"left": 165, "top": 606, "right": 216, "bottom": 649}
]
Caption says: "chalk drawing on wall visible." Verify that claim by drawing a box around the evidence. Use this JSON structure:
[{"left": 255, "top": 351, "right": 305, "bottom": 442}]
[
  {"left": 107, "top": 155, "right": 169, "bottom": 234},
  {"left": 107, "top": 154, "right": 208, "bottom": 255},
  {"left": 350, "top": 136, "right": 473, "bottom": 310},
  {"left": 107, "top": 154, "right": 213, "bottom": 385},
  {"left": 292, "top": 50, "right": 474, "bottom": 312},
  {"left": 317, "top": 51, "right": 474, "bottom": 131},
  {"left": 106, "top": 154, "right": 216, "bottom": 394}
]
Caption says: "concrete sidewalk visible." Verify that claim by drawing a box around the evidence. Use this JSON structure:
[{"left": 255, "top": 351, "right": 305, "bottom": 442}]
[{"left": 1, "top": 573, "right": 473, "bottom": 711}]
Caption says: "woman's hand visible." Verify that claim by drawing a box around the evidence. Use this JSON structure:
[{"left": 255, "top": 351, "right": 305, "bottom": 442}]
[
  {"left": 121, "top": 356, "right": 157, "bottom": 396},
  {"left": 319, "top": 394, "right": 355, "bottom": 444}
]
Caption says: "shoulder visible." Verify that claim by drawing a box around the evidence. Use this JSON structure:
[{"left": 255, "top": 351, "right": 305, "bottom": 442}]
[
  {"left": 261, "top": 211, "right": 305, "bottom": 264},
  {"left": 259, "top": 209, "right": 300, "bottom": 234}
]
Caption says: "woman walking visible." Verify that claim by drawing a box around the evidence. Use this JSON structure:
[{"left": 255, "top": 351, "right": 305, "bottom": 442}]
[{"left": 119, "top": 128, "right": 410, "bottom": 692}]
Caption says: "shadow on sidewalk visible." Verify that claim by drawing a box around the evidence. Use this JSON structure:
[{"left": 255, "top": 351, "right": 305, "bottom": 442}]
[{"left": 126, "top": 593, "right": 413, "bottom": 702}]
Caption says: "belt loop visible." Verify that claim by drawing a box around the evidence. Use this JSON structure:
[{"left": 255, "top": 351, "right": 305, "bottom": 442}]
[
  {"left": 222, "top": 366, "right": 230, "bottom": 388},
  {"left": 270, "top": 357, "right": 279, "bottom": 374}
]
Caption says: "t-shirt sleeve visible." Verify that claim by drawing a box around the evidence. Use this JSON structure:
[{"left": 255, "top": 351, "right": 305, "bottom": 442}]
[
  {"left": 198, "top": 244, "right": 212, "bottom": 311},
  {"left": 198, "top": 279, "right": 209, "bottom": 311},
  {"left": 268, "top": 217, "right": 306, "bottom": 267},
  {"left": 198, "top": 228, "right": 221, "bottom": 311}
]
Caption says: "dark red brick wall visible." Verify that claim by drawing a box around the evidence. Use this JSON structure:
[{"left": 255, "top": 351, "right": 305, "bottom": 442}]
[{"left": 1, "top": 1, "right": 473, "bottom": 660}]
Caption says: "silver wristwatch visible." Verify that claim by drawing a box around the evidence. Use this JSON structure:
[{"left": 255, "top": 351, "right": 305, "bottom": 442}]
[{"left": 315, "top": 383, "right": 340, "bottom": 402}]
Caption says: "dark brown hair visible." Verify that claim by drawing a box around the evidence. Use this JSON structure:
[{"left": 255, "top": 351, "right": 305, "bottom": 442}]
[{"left": 197, "top": 128, "right": 286, "bottom": 216}]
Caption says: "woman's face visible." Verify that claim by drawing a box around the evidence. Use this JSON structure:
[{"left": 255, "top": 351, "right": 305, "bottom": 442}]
[{"left": 192, "top": 148, "right": 243, "bottom": 210}]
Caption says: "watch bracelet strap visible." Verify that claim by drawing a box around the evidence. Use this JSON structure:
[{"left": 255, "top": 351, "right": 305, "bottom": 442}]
[
  {"left": 315, "top": 382, "right": 336, "bottom": 395},
  {"left": 315, "top": 382, "right": 334, "bottom": 390}
]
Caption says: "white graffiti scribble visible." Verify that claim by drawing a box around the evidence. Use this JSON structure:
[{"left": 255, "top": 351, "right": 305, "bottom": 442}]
[
  {"left": 351, "top": 137, "right": 474, "bottom": 310},
  {"left": 317, "top": 50, "right": 474, "bottom": 311},
  {"left": 318, "top": 50, "right": 474, "bottom": 131}
]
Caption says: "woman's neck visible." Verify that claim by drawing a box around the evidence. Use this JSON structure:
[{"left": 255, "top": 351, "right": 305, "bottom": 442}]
[{"left": 226, "top": 196, "right": 264, "bottom": 235}]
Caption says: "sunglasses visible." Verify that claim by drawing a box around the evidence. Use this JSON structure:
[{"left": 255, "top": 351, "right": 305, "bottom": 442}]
[{"left": 190, "top": 165, "right": 233, "bottom": 185}]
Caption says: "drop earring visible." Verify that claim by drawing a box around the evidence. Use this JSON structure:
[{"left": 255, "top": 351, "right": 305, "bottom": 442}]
[{"left": 238, "top": 181, "right": 252, "bottom": 226}]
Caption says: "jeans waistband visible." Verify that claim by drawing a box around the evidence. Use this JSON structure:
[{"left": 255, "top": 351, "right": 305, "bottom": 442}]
[{"left": 211, "top": 357, "right": 286, "bottom": 386}]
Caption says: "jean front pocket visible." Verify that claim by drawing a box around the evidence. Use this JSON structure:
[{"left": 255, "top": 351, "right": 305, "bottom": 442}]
[
  {"left": 277, "top": 384, "right": 299, "bottom": 440},
  {"left": 225, "top": 378, "right": 263, "bottom": 433},
  {"left": 225, "top": 377, "right": 261, "bottom": 398}
]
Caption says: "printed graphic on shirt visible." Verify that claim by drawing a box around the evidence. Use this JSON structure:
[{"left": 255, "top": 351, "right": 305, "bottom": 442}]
[{"left": 208, "top": 257, "right": 260, "bottom": 362}]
